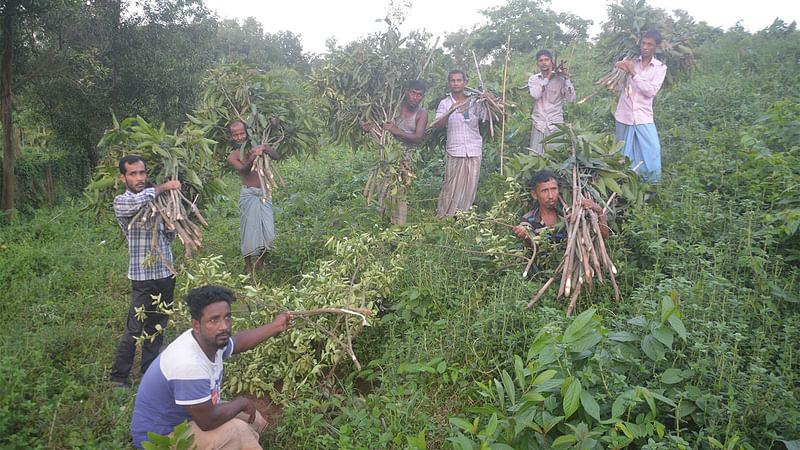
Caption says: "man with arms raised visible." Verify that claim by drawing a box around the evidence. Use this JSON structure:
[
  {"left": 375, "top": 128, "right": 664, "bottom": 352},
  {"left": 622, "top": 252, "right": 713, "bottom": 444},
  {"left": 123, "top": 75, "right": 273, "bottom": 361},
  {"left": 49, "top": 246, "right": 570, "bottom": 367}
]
[
  {"left": 527, "top": 49, "right": 576, "bottom": 154},
  {"left": 130, "top": 285, "right": 292, "bottom": 448},
  {"left": 227, "top": 121, "right": 280, "bottom": 274},
  {"left": 111, "top": 155, "right": 181, "bottom": 388},
  {"left": 431, "top": 70, "right": 491, "bottom": 217},
  {"left": 614, "top": 29, "right": 668, "bottom": 182}
]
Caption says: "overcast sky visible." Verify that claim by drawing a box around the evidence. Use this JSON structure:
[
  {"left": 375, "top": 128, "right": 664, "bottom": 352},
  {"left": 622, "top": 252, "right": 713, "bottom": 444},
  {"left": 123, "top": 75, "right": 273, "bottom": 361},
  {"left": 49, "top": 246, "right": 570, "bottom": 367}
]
[{"left": 203, "top": 0, "right": 799, "bottom": 54}]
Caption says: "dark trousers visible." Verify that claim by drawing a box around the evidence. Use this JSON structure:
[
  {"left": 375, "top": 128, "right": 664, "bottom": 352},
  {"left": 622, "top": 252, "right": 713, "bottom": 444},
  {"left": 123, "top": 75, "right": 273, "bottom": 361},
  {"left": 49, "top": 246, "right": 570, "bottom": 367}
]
[{"left": 110, "top": 276, "right": 175, "bottom": 383}]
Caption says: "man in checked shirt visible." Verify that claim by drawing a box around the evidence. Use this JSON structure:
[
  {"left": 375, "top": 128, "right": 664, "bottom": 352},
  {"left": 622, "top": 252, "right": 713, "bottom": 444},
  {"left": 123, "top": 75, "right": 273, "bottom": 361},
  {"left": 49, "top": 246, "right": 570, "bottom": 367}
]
[{"left": 110, "top": 155, "right": 181, "bottom": 388}]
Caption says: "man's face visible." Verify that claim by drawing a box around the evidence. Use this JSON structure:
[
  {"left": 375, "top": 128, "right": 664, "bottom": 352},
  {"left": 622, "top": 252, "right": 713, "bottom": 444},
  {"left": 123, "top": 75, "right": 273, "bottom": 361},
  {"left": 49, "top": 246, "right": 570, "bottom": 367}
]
[
  {"left": 640, "top": 37, "right": 658, "bottom": 59},
  {"left": 531, "top": 178, "right": 559, "bottom": 210},
  {"left": 406, "top": 88, "right": 425, "bottom": 108},
  {"left": 120, "top": 161, "right": 147, "bottom": 194},
  {"left": 230, "top": 122, "right": 248, "bottom": 146},
  {"left": 448, "top": 73, "right": 465, "bottom": 94},
  {"left": 193, "top": 301, "right": 233, "bottom": 351},
  {"left": 536, "top": 55, "right": 553, "bottom": 73}
]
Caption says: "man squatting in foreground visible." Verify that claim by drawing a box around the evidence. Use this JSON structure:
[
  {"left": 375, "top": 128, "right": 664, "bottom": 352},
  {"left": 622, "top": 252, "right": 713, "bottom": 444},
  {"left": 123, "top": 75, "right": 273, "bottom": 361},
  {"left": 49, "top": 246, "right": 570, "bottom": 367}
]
[
  {"left": 130, "top": 285, "right": 292, "bottom": 448},
  {"left": 513, "top": 170, "right": 608, "bottom": 250},
  {"left": 527, "top": 49, "right": 576, "bottom": 154},
  {"left": 613, "top": 29, "right": 667, "bottom": 182},
  {"left": 362, "top": 80, "right": 428, "bottom": 225},
  {"left": 431, "top": 69, "right": 494, "bottom": 218},
  {"left": 110, "top": 155, "right": 182, "bottom": 388},
  {"left": 227, "top": 120, "right": 281, "bottom": 274}
]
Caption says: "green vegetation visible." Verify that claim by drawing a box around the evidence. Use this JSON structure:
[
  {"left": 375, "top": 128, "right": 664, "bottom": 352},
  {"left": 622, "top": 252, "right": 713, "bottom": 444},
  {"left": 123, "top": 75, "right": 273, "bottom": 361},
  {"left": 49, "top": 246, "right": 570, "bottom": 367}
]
[{"left": 1, "top": 1, "right": 799, "bottom": 449}]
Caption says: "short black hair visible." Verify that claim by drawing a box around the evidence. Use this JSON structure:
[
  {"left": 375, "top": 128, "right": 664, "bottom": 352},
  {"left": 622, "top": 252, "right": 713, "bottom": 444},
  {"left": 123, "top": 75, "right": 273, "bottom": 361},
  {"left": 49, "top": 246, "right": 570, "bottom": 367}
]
[
  {"left": 185, "top": 285, "right": 237, "bottom": 321},
  {"left": 528, "top": 169, "right": 558, "bottom": 191},
  {"left": 643, "top": 29, "right": 662, "bottom": 45},
  {"left": 228, "top": 120, "right": 246, "bottom": 132},
  {"left": 119, "top": 155, "right": 144, "bottom": 175},
  {"left": 408, "top": 79, "right": 427, "bottom": 92},
  {"left": 536, "top": 49, "right": 553, "bottom": 61},
  {"left": 448, "top": 69, "right": 466, "bottom": 81}
]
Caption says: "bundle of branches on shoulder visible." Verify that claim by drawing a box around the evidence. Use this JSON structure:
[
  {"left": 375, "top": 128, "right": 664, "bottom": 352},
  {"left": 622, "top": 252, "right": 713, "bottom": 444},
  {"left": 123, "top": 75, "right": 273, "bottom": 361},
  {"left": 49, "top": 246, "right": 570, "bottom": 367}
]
[
  {"left": 578, "top": 52, "right": 635, "bottom": 104},
  {"left": 87, "top": 114, "right": 219, "bottom": 259},
  {"left": 314, "top": 26, "right": 438, "bottom": 211},
  {"left": 192, "top": 63, "right": 321, "bottom": 203}
]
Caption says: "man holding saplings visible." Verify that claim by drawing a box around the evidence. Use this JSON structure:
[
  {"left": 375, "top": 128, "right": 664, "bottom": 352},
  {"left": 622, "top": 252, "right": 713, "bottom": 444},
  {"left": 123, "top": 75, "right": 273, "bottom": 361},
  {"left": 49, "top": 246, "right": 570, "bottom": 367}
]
[
  {"left": 362, "top": 80, "right": 428, "bottom": 225},
  {"left": 613, "top": 29, "right": 667, "bottom": 182},
  {"left": 527, "top": 49, "right": 576, "bottom": 154},
  {"left": 130, "top": 284, "right": 292, "bottom": 448},
  {"left": 110, "top": 155, "right": 182, "bottom": 388},
  {"left": 431, "top": 69, "right": 494, "bottom": 218},
  {"left": 513, "top": 170, "right": 608, "bottom": 249},
  {"left": 227, "top": 120, "right": 281, "bottom": 274}
]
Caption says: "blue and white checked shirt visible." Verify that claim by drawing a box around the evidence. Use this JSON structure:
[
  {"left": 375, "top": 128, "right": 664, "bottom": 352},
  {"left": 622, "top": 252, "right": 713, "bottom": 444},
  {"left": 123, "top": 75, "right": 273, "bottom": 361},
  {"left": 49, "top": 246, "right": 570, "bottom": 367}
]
[{"left": 114, "top": 187, "right": 175, "bottom": 281}]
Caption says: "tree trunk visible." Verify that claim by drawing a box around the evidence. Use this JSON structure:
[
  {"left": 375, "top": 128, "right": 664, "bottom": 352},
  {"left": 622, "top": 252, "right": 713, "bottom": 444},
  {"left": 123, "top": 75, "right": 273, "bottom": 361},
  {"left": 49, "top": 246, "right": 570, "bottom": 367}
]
[{"left": 1, "top": 2, "right": 18, "bottom": 218}]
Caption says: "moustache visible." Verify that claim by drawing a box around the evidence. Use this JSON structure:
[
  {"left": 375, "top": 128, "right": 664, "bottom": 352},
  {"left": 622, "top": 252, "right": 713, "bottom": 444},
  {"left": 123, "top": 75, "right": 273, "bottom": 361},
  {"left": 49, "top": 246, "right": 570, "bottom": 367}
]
[{"left": 215, "top": 332, "right": 231, "bottom": 340}]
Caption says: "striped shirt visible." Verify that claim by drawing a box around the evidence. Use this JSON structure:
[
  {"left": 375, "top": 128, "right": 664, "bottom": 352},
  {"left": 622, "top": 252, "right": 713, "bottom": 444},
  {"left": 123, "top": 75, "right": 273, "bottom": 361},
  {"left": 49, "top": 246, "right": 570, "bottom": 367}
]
[
  {"left": 114, "top": 187, "right": 175, "bottom": 281},
  {"left": 435, "top": 94, "right": 487, "bottom": 157}
]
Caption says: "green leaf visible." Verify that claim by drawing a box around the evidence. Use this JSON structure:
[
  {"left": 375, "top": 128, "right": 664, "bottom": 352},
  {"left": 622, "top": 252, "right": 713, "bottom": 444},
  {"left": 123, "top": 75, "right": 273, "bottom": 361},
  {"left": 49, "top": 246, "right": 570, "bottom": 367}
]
[
  {"left": 449, "top": 417, "right": 475, "bottom": 433},
  {"left": 514, "top": 356, "right": 525, "bottom": 391},
  {"left": 502, "top": 370, "right": 516, "bottom": 406},
  {"left": 641, "top": 335, "right": 666, "bottom": 361},
  {"left": 447, "top": 435, "right": 477, "bottom": 450},
  {"left": 551, "top": 434, "right": 577, "bottom": 449},
  {"left": 580, "top": 390, "right": 601, "bottom": 421},
  {"left": 561, "top": 377, "right": 582, "bottom": 419},
  {"left": 667, "top": 315, "right": 687, "bottom": 340},
  {"left": 652, "top": 326, "right": 674, "bottom": 349},
  {"left": 532, "top": 369, "right": 557, "bottom": 386},
  {"left": 482, "top": 413, "right": 498, "bottom": 438},
  {"left": 563, "top": 308, "right": 596, "bottom": 343},
  {"left": 660, "top": 368, "right": 683, "bottom": 384}
]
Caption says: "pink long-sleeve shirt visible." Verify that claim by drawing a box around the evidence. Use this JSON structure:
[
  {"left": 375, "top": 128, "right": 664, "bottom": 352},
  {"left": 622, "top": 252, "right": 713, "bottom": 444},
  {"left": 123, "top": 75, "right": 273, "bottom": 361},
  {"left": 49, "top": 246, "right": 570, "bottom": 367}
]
[{"left": 614, "top": 56, "right": 667, "bottom": 125}]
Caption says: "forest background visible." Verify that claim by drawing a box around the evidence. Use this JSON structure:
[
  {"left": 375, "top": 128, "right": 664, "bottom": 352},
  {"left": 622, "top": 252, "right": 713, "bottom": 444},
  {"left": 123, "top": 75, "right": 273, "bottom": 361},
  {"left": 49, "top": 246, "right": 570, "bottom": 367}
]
[{"left": 0, "top": 0, "right": 799, "bottom": 448}]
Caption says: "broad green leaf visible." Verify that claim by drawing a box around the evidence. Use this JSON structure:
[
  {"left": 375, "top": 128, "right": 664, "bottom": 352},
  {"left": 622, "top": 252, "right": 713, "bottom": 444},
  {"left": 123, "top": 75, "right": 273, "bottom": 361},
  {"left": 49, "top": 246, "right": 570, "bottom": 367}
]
[
  {"left": 660, "top": 294, "right": 675, "bottom": 323},
  {"left": 447, "top": 435, "right": 477, "bottom": 450},
  {"left": 607, "top": 331, "right": 638, "bottom": 342},
  {"left": 532, "top": 369, "right": 557, "bottom": 386},
  {"left": 482, "top": 413, "right": 498, "bottom": 438},
  {"left": 514, "top": 356, "right": 525, "bottom": 391},
  {"left": 667, "top": 315, "right": 687, "bottom": 340},
  {"left": 661, "top": 368, "right": 683, "bottom": 384},
  {"left": 570, "top": 330, "right": 602, "bottom": 353},
  {"left": 561, "top": 377, "right": 582, "bottom": 419},
  {"left": 502, "top": 370, "right": 516, "bottom": 406},
  {"left": 564, "top": 308, "right": 596, "bottom": 343},
  {"left": 551, "top": 434, "right": 577, "bottom": 449},
  {"left": 580, "top": 390, "right": 601, "bottom": 421},
  {"left": 641, "top": 335, "right": 666, "bottom": 361},
  {"left": 449, "top": 417, "right": 475, "bottom": 433},
  {"left": 652, "top": 326, "right": 674, "bottom": 349}
]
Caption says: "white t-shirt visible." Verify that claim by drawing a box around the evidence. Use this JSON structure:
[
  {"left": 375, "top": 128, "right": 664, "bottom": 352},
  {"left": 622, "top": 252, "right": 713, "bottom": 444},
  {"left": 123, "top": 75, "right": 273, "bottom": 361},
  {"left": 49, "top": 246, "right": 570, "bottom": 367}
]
[{"left": 130, "top": 328, "right": 234, "bottom": 448}]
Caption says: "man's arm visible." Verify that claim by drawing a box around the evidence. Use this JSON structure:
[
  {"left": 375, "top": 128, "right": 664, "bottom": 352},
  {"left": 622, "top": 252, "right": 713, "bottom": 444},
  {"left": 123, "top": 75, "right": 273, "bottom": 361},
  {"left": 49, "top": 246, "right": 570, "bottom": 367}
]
[
  {"left": 227, "top": 146, "right": 263, "bottom": 175},
  {"left": 431, "top": 100, "right": 454, "bottom": 129},
  {"left": 113, "top": 181, "right": 180, "bottom": 218},
  {"left": 231, "top": 313, "right": 292, "bottom": 355},
  {"left": 528, "top": 74, "right": 547, "bottom": 100},
  {"left": 184, "top": 397, "right": 257, "bottom": 431},
  {"left": 630, "top": 63, "right": 666, "bottom": 98},
  {"left": 385, "top": 109, "right": 428, "bottom": 145},
  {"left": 512, "top": 223, "right": 534, "bottom": 248}
]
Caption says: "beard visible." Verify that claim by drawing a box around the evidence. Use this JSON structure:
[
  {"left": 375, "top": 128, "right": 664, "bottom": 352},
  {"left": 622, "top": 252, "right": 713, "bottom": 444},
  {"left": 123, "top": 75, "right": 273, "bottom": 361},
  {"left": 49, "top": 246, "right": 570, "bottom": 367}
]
[{"left": 214, "top": 332, "right": 231, "bottom": 349}]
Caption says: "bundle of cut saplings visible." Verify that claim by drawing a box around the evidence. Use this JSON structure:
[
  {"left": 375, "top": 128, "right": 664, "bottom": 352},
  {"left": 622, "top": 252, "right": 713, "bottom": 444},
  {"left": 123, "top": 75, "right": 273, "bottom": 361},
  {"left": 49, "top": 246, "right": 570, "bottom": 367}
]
[
  {"left": 577, "top": 52, "right": 635, "bottom": 104},
  {"left": 525, "top": 132, "right": 620, "bottom": 316},
  {"left": 128, "top": 167, "right": 209, "bottom": 262}
]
